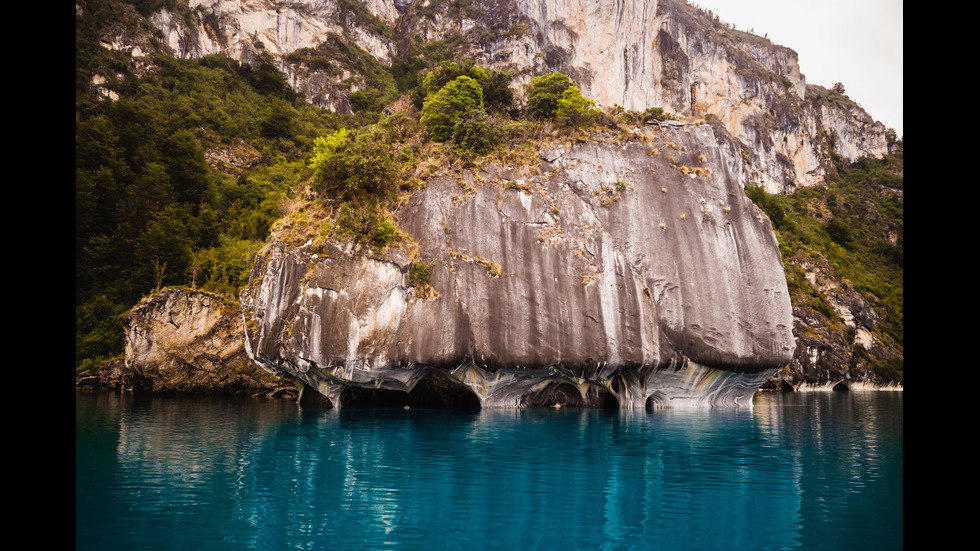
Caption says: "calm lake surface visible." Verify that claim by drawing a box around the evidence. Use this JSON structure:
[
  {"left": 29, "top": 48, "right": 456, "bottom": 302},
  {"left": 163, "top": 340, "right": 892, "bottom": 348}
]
[{"left": 76, "top": 391, "right": 902, "bottom": 550}]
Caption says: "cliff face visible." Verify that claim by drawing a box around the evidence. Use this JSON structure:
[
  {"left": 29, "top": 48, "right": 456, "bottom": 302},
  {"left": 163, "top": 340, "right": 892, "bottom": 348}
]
[
  {"left": 134, "top": 0, "right": 887, "bottom": 193},
  {"left": 129, "top": 0, "right": 888, "bottom": 193},
  {"left": 506, "top": 0, "right": 886, "bottom": 192},
  {"left": 86, "top": 0, "right": 899, "bottom": 399},
  {"left": 241, "top": 125, "right": 795, "bottom": 408}
]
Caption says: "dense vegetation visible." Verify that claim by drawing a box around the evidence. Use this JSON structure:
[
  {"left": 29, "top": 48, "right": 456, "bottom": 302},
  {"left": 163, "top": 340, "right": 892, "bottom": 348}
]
[
  {"left": 746, "top": 142, "right": 904, "bottom": 374},
  {"left": 76, "top": 0, "right": 352, "bottom": 372}
]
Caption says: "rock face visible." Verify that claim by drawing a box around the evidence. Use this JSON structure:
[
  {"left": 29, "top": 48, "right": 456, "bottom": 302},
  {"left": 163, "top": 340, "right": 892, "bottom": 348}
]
[
  {"left": 506, "top": 0, "right": 887, "bottom": 192},
  {"left": 241, "top": 125, "right": 795, "bottom": 408},
  {"left": 127, "top": 0, "right": 888, "bottom": 193},
  {"left": 121, "top": 288, "right": 297, "bottom": 398}
]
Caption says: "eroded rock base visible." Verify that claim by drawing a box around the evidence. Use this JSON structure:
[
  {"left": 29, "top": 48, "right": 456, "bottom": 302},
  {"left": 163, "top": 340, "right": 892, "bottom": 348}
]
[{"left": 254, "top": 358, "right": 777, "bottom": 410}]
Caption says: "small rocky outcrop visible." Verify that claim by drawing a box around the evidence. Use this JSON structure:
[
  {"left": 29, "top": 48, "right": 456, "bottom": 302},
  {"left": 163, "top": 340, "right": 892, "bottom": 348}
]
[
  {"left": 75, "top": 359, "right": 129, "bottom": 392},
  {"left": 115, "top": 288, "right": 297, "bottom": 398}
]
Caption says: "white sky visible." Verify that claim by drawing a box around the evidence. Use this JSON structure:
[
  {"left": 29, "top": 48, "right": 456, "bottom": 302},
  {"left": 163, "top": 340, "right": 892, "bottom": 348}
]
[{"left": 688, "top": 0, "right": 904, "bottom": 137}]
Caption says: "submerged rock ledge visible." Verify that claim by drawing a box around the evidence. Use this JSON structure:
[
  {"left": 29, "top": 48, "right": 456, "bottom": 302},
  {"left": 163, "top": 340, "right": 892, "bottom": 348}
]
[{"left": 240, "top": 126, "right": 795, "bottom": 408}]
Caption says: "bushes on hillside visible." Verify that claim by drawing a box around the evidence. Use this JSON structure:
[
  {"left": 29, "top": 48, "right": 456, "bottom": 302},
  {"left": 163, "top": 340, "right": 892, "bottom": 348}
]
[
  {"left": 420, "top": 75, "right": 485, "bottom": 142},
  {"left": 414, "top": 60, "right": 513, "bottom": 115},
  {"left": 309, "top": 127, "right": 397, "bottom": 200},
  {"left": 526, "top": 72, "right": 573, "bottom": 120},
  {"left": 556, "top": 86, "right": 599, "bottom": 128},
  {"left": 527, "top": 72, "right": 598, "bottom": 127}
]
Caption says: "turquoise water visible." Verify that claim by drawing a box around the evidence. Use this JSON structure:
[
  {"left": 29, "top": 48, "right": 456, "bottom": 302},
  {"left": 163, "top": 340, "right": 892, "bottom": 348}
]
[{"left": 76, "top": 391, "right": 902, "bottom": 550}]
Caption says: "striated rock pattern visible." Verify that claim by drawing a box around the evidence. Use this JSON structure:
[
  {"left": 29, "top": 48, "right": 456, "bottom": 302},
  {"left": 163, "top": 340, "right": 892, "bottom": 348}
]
[
  {"left": 241, "top": 125, "right": 795, "bottom": 407},
  {"left": 508, "top": 0, "right": 887, "bottom": 192},
  {"left": 121, "top": 288, "right": 297, "bottom": 398},
  {"left": 147, "top": 0, "right": 398, "bottom": 112}
]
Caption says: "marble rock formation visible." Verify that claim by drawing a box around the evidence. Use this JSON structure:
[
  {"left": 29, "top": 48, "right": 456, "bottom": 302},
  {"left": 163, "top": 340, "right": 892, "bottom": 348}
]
[{"left": 241, "top": 125, "right": 795, "bottom": 408}]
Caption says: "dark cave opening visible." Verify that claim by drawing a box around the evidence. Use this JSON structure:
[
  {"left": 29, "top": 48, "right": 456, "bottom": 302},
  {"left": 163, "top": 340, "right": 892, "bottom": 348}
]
[{"left": 338, "top": 374, "right": 481, "bottom": 409}]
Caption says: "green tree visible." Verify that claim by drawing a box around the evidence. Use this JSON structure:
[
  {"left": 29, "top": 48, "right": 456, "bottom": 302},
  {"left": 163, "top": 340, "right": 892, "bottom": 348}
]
[
  {"left": 75, "top": 295, "right": 128, "bottom": 373},
  {"left": 423, "top": 62, "right": 488, "bottom": 98},
  {"left": 132, "top": 204, "right": 194, "bottom": 292},
  {"left": 248, "top": 51, "right": 297, "bottom": 100},
  {"left": 162, "top": 130, "right": 210, "bottom": 206},
  {"left": 417, "top": 61, "right": 513, "bottom": 113},
  {"left": 555, "top": 86, "right": 598, "bottom": 128},
  {"left": 260, "top": 98, "right": 295, "bottom": 139},
  {"left": 527, "top": 72, "right": 573, "bottom": 120},
  {"left": 309, "top": 127, "right": 397, "bottom": 200},
  {"left": 825, "top": 217, "right": 853, "bottom": 248},
  {"left": 480, "top": 69, "right": 515, "bottom": 115},
  {"left": 420, "top": 75, "right": 484, "bottom": 142},
  {"left": 348, "top": 90, "right": 372, "bottom": 112},
  {"left": 451, "top": 109, "right": 499, "bottom": 156}
]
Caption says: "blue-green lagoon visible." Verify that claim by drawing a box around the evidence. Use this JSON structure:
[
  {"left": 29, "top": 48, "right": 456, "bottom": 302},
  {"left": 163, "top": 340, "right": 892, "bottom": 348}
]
[{"left": 76, "top": 391, "right": 902, "bottom": 550}]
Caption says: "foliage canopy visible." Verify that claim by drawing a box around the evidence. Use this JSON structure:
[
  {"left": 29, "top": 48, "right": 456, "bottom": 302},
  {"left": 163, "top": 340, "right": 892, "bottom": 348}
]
[
  {"left": 526, "top": 72, "right": 573, "bottom": 120},
  {"left": 309, "top": 127, "right": 397, "bottom": 200},
  {"left": 555, "top": 86, "right": 599, "bottom": 128},
  {"left": 420, "top": 75, "right": 484, "bottom": 142}
]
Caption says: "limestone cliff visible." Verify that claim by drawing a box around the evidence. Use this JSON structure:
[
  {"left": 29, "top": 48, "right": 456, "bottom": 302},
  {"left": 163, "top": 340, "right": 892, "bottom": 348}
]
[
  {"left": 241, "top": 124, "right": 795, "bottom": 408},
  {"left": 130, "top": 0, "right": 888, "bottom": 192},
  {"left": 83, "top": 0, "right": 898, "bottom": 400}
]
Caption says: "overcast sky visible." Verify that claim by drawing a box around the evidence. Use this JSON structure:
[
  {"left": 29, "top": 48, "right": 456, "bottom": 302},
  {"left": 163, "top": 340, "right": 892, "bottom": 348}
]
[{"left": 688, "top": 0, "right": 904, "bottom": 137}]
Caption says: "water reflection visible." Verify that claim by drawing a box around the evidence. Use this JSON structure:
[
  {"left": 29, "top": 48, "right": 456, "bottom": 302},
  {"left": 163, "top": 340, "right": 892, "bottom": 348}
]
[{"left": 77, "top": 392, "right": 902, "bottom": 550}]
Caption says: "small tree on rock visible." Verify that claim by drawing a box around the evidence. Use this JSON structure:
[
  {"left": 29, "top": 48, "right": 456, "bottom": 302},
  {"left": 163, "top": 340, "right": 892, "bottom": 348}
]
[
  {"left": 309, "top": 127, "right": 397, "bottom": 201},
  {"left": 526, "top": 72, "right": 573, "bottom": 120},
  {"left": 420, "top": 75, "right": 484, "bottom": 142},
  {"left": 555, "top": 86, "right": 598, "bottom": 128}
]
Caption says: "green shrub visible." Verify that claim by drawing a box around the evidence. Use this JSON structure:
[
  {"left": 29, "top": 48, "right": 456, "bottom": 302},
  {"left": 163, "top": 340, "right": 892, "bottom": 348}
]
[
  {"left": 643, "top": 107, "right": 671, "bottom": 121},
  {"left": 527, "top": 72, "right": 573, "bottom": 120},
  {"left": 451, "top": 109, "right": 499, "bottom": 155},
  {"left": 825, "top": 217, "right": 852, "bottom": 248},
  {"left": 422, "top": 61, "right": 487, "bottom": 98},
  {"left": 875, "top": 355, "right": 903, "bottom": 382},
  {"left": 414, "top": 60, "right": 513, "bottom": 114},
  {"left": 745, "top": 185, "right": 788, "bottom": 230},
  {"left": 420, "top": 75, "right": 484, "bottom": 142},
  {"left": 348, "top": 90, "right": 371, "bottom": 112},
  {"left": 309, "top": 127, "right": 397, "bottom": 200},
  {"left": 369, "top": 218, "right": 397, "bottom": 248},
  {"left": 409, "top": 260, "right": 431, "bottom": 286},
  {"left": 555, "top": 86, "right": 598, "bottom": 128},
  {"left": 75, "top": 295, "right": 128, "bottom": 373},
  {"left": 333, "top": 203, "right": 399, "bottom": 250}
]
